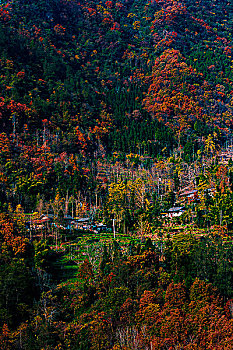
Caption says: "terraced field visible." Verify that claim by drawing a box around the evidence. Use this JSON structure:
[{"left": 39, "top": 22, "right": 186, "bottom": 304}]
[{"left": 51, "top": 230, "right": 142, "bottom": 282}]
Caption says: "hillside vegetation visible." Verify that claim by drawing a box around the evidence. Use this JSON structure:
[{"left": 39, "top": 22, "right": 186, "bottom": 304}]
[{"left": 0, "top": 0, "right": 233, "bottom": 349}]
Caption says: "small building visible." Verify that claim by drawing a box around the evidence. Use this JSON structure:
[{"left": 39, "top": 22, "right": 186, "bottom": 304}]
[
  {"left": 96, "top": 223, "right": 107, "bottom": 232},
  {"left": 161, "top": 206, "right": 186, "bottom": 219},
  {"left": 63, "top": 215, "right": 74, "bottom": 230},
  {"left": 76, "top": 217, "right": 91, "bottom": 229},
  {"left": 29, "top": 214, "right": 54, "bottom": 230},
  {"left": 179, "top": 189, "right": 198, "bottom": 202}
]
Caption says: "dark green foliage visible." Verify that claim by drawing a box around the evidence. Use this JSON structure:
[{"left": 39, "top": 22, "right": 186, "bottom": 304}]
[
  {"left": 0, "top": 0, "right": 233, "bottom": 347},
  {"left": 0, "top": 258, "right": 36, "bottom": 328}
]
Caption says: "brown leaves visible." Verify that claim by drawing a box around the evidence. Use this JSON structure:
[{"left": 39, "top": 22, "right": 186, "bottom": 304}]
[
  {"left": 143, "top": 49, "right": 199, "bottom": 136},
  {"left": 0, "top": 324, "right": 13, "bottom": 350},
  {"left": 164, "top": 282, "right": 187, "bottom": 310},
  {"left": 0, "top": 213, "right": 27, "bottom": 257}
]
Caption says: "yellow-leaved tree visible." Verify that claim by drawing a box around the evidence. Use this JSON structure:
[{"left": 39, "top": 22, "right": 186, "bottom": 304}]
[{"left": 107, "top": 181, "right": 127, "bottom": 233}]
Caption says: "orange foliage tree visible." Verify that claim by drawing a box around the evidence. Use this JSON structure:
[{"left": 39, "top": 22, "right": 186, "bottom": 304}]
[{"left": 143, "top": 48, "right": 202, "bottom": 141}]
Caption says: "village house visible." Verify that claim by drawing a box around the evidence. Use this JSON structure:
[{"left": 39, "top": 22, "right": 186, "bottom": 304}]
[
  {"left": 27, "top": 213, "right": 54, "bottom": 230},
  {"left": 179, "top": 189, "right": 199, "bottom": 203},
  {"left": 161, "top": 206, "right": 186, "bottom": 219}
]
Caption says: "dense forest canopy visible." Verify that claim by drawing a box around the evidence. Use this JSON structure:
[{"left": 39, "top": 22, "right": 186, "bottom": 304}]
[
  {"left": 0, "top": 0, "right": 233, "bottom": 349},
  {"left": 0, "top": 0, "right": 232, "bottom": 209}
]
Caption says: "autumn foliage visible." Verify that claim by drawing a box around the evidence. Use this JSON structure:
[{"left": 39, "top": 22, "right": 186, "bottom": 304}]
[{"left": 0, "top": 0, "right": 233, "bottom": 348}]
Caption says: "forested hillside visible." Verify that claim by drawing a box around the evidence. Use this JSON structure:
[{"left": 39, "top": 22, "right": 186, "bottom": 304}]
[
  {"left": 0, "top": 0, "right": 233, "bottom": 349},
  {"left": 0, "top": 0, "right": 232, "bottom": 209}
]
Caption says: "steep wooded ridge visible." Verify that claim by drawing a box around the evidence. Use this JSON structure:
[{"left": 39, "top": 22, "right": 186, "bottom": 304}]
[{"left": 0, "top": 0, "right": 233, "bottom": 349}]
